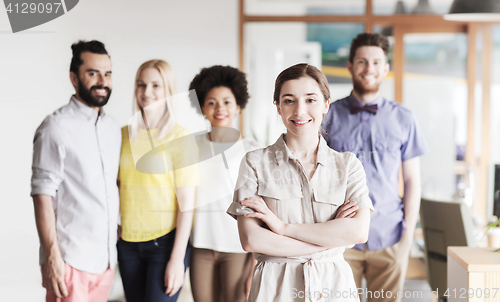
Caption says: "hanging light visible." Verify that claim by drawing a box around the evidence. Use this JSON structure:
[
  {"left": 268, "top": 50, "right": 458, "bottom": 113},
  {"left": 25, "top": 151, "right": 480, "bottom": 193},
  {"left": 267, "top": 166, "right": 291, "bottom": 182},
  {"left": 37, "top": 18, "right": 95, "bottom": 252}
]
[
  {"left": 380, "top": 0, "right": 406, "bottom": 37},
  {"left": 412, "top": 0, "right": 435, "bottom": 14},
  {"left": 444, "top": 0, "right": 500, "bottom": 21},
  {"left": 395, "top": 0, "right": 407, "bottom": 14}
]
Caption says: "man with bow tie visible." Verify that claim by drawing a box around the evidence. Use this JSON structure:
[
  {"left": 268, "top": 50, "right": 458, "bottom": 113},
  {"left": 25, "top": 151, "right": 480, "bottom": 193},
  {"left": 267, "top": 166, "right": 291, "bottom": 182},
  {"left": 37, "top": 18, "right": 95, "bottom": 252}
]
[{"left": 322, "top": 33, "right": 428, "bottom": 302}]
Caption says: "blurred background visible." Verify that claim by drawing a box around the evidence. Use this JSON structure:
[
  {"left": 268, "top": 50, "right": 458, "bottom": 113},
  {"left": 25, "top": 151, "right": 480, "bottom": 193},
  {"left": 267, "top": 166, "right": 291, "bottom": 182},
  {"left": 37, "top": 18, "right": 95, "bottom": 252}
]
[{"left": 1, "top": 0, "right": 500, "bottom": 301}]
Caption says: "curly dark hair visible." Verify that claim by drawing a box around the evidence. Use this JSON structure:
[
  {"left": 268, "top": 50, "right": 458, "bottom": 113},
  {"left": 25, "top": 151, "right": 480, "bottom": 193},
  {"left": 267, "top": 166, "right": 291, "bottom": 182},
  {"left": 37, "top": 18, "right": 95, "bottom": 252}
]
[
  {"left": 70, "top": 40, "right": 109, "bottom": 74},
  {"left": 189, "top": 65, "right": 249, "bottom": 111}
]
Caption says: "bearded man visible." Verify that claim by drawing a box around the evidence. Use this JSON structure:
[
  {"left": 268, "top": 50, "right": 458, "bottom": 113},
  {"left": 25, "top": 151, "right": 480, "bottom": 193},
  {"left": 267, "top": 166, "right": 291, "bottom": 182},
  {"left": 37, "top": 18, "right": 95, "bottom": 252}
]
[{"left": 31, "top": 40, "right": 121, "bottom": 302}]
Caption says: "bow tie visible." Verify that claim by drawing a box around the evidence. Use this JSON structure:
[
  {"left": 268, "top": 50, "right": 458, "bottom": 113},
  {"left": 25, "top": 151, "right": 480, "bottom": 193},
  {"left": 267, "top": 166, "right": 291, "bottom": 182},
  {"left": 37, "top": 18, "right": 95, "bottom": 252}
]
[{"left": 350, "top": 102, "right": 378, "bottom": 115}]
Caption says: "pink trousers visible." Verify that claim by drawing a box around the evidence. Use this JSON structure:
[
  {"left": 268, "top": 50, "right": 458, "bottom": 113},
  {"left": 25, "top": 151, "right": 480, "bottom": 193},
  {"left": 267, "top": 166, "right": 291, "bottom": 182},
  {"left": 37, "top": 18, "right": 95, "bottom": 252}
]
[{"left": 42, "top": 263, "right": 116, "bottom": 302}]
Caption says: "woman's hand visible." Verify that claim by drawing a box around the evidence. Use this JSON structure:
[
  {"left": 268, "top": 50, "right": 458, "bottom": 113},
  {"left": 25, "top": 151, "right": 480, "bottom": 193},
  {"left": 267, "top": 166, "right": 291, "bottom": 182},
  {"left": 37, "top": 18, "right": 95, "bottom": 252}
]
[
  {"left": 335, "top": 200, "right": 358, "bottom": 219},
  {"left": 242, "top": 197, "right": 286, "bottom": 235},
  {"left": 164, "top": 257, "right": 185, "bottom": 297}
]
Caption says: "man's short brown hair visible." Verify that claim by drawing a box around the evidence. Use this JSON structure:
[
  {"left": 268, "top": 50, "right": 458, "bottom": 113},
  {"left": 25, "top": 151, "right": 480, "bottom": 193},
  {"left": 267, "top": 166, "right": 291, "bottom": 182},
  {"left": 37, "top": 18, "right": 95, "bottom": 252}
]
[{"left": 349, "top": 33, "right": 390, "bottom": 63}]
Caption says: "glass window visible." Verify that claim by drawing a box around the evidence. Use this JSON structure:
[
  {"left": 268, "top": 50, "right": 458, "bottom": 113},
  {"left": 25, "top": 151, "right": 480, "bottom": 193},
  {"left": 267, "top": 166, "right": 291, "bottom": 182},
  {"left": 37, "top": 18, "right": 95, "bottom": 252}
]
[
  {"left": 490, "top": 26, "right": 500, "bottom": 164},
  {"left": 243, "top": 22, "right": 364, "bottom": 145},
  {"left": 489, "top": 26, "right": 500, "bottom": 218},
  {"left": 307, "top": 23, "right": 364, "bottom": 83},
  {"left": 245, "top": 0, "right": 365, "bottom": 16},
  {"left": 402, "top": 33, "right": 468, "bottom": 199}
]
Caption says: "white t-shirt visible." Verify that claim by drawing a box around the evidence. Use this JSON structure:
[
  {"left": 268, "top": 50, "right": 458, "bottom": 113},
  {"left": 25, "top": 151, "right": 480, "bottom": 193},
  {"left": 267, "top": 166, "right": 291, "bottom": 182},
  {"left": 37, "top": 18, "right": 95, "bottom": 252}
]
[{"left": 190, "top": 134, "right": 260, "bottom": 253}]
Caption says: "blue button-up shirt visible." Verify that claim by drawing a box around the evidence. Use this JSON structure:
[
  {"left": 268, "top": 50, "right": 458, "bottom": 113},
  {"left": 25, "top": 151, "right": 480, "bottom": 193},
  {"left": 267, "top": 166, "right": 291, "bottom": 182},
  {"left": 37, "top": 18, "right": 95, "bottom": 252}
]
[{"left": 322, "top": 94, "right": 429, "bottom": 251}]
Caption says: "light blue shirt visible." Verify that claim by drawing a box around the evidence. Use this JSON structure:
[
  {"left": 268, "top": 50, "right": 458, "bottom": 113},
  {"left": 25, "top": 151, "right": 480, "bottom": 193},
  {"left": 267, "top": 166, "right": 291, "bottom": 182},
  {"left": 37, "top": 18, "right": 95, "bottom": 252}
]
[{"left": 31, "top": 96, "right": 121, "bottom": 274}]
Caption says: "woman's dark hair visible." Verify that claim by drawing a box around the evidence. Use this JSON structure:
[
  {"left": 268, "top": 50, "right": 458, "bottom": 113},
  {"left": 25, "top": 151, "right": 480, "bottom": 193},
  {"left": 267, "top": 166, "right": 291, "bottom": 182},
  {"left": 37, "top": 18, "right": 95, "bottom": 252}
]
[
  {"left": 70, "top": 40, "right": 109, "bottom": 74},
  {"left": 189, "top": 65, "right": 249, "bottom": 110},
  {"left": 349, "top": 33, "right": 389, "bottom": 63},
  {"left": 273, "top": 63, "right": 330, "bottom": 104}
]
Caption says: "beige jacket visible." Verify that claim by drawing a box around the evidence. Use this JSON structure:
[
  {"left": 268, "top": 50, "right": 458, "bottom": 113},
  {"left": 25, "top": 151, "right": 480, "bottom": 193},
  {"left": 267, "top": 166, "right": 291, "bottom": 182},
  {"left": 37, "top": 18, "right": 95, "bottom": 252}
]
[{"left": 227, "top": 134, "right": 373, "bottom": 301}]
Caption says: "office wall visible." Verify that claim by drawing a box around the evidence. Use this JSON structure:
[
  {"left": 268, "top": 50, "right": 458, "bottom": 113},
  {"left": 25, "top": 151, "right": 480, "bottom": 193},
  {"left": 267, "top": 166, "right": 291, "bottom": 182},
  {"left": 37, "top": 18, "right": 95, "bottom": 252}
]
[{"left": 0, "top": 0, "right": 238, "bottom": 300}]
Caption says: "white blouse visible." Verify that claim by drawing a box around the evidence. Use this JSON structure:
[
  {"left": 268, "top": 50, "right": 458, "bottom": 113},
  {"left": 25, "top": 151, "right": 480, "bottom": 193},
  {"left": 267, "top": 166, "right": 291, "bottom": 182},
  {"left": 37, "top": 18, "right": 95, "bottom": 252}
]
[{"left": 190, "top": 134, "right": 260, "bottom": 253}]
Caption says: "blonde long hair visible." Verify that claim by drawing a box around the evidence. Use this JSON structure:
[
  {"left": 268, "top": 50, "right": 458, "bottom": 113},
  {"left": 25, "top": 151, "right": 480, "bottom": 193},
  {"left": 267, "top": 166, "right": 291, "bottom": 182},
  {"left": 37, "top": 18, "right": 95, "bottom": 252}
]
[{"left": 130, "top": 59, "right": 177, "bottom": 140}]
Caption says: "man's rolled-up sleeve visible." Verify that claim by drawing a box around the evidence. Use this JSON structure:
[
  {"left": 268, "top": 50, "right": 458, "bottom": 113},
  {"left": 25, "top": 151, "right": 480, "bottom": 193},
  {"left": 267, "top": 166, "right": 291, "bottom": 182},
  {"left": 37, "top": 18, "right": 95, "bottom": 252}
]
[{"left": 31, "top": 122, "right": 65, "bottom": 197}]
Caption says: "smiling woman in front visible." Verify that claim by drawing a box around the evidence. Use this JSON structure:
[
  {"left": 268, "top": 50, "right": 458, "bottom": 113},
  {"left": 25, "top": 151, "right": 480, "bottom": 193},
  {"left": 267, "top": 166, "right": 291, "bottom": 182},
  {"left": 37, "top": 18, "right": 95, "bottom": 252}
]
[{"left": 227, "top": 63, "right": 374, "bottom": 302}]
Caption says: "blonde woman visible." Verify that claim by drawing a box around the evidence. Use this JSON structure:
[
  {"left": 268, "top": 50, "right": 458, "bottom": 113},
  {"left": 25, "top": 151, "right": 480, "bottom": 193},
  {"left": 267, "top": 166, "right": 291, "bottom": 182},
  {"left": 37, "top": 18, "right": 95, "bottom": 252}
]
[{"left": 117, "top": 60, "right": 198, "bottom": 302}]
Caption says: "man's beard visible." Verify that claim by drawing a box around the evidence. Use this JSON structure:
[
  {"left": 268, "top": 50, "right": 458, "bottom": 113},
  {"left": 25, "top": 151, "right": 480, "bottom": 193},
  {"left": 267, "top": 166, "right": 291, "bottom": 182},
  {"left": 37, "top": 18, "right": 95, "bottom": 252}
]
[
  {"left": 77, "top": 77, "right": 112, "bottom": 108},
  {"left": 352, "top": 77, "right": 381, "bottom": 95}
]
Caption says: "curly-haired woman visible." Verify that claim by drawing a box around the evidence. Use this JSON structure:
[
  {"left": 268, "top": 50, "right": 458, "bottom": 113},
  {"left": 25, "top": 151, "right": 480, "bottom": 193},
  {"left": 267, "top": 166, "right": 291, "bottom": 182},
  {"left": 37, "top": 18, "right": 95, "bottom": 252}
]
[{"left": 189, "top": 65, "right": 259, "bottom": 302}]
